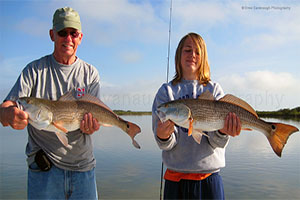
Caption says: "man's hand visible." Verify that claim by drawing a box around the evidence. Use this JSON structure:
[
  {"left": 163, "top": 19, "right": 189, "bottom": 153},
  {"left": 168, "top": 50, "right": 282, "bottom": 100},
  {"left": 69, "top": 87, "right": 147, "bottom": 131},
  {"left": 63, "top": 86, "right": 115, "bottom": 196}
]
[
  {"left": 0, "top": 100, "right": 29, "bottom": 130},
  {"left": 80, "top": 113, "right": 100, "bottom": 135},
  {"left": 219, "top": 112, "right": 241, "bottom": 137}
]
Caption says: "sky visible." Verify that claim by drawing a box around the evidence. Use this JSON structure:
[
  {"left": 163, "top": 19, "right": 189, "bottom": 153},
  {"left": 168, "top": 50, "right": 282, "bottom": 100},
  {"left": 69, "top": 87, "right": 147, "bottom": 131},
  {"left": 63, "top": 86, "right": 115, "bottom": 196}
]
[{"left": 0, "top": 0, "right": 299, "bottom": 111}]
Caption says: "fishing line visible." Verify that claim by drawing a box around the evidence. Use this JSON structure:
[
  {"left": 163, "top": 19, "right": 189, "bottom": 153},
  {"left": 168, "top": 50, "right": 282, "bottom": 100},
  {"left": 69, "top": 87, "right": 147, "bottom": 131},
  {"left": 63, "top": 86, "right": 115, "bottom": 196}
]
[{"left": 160, "top": 0, "right": 173, "bottom": 199}]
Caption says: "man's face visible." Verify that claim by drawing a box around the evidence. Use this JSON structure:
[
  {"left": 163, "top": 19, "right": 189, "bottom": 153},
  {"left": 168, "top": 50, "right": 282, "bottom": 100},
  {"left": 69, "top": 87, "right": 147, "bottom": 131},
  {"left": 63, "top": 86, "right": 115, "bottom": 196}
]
[{"left": 50, "top": 28, "right": 83, "bottom": 63}]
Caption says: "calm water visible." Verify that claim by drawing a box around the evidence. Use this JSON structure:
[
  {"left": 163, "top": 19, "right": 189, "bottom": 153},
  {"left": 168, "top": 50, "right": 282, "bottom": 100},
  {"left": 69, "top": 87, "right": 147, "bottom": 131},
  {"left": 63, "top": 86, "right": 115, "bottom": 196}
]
[{"left": 0, "top": 116, "right": 299, "bottom": 199}]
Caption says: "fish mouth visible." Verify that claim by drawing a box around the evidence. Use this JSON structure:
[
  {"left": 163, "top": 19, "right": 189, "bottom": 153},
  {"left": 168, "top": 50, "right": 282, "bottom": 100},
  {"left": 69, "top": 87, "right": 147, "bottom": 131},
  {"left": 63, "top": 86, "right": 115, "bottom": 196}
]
[{"left": 155, "top": 110, "right": 167, "bottom": 123}]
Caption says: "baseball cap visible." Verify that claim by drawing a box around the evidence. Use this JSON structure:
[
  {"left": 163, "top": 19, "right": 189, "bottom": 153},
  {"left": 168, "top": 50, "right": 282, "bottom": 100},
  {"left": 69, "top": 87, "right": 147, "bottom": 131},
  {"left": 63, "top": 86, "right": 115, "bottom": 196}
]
[{"left": 52, "top": 7, "right": 81, "bottom": 32}]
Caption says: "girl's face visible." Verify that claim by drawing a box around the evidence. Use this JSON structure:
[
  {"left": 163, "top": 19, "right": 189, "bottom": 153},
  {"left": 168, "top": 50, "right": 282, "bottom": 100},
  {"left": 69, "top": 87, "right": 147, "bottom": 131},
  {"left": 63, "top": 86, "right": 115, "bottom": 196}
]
[{"left": 180, "top": 36, "right": 201, "bottom": 80}]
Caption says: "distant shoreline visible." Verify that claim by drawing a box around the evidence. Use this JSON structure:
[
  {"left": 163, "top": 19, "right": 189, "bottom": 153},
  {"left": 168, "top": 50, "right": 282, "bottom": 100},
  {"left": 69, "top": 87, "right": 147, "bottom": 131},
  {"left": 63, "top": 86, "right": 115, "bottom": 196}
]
[
  {"left": 114, "top": 110, "right": 151, "bottom": 116},
  {"left": 256, "top": 106, "right": 300, "bottom": 121},
  {"left": 114, "top": 106, "right": 300, "bottom": 121}
]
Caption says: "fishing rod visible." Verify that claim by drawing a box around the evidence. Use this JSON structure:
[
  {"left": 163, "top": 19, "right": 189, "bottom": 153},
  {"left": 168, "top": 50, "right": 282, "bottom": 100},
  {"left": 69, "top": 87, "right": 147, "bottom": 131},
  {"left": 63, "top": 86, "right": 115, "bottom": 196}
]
[
  {"left": 166, "top": 0, "right": 172, "bottom": 83},
  {"left": 160, "top": 0, "right": 172, "bottom": 199}
]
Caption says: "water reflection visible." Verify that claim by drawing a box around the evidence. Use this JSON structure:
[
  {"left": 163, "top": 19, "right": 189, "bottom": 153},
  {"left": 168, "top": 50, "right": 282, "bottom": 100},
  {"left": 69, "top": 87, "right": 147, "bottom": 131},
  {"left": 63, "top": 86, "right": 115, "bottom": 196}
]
[
  {"left": 92, "top": 115, "right": 162, "bottom": 199},
  {"left": 0, "top": 116, "right": 299, "bottom": 199},
  {"left": 223, "top": 118, "right": 300, "bottom": 199}
]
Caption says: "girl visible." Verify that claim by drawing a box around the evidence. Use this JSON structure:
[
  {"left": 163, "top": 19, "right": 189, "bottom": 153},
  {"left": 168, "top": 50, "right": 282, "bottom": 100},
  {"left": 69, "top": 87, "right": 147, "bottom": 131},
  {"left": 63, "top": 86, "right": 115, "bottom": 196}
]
[{"left": 152, "top": 32, "right": 241, "bottom": 199}]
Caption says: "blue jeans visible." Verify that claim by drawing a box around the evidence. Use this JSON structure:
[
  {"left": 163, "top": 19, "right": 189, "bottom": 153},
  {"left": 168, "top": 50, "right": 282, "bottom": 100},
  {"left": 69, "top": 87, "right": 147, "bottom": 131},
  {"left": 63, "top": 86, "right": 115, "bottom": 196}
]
[
  {"left": 28, "top": 162, "right": 98, "bottom": 199},
  {"left": 164, "top": 172, "right": 225, "bottom": 200}
]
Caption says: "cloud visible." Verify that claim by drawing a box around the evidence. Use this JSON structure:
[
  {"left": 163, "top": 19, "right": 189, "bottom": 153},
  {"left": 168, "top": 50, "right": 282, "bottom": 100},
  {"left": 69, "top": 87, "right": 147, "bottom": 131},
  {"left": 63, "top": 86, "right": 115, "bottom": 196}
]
[
  {"left": 218, "top": 70, "right": 300, "bottom": 110},
  {"left": 171, "top": 1, "right": 300, "bottom": 50},
  {"left": 100, "top": 78, "right": 162, "bottom": 111},
  {"left": 10, "top": 0, "right": 300, "bottom": 49},
  {"left": 173, "top": 1, "right": 229, "bottom": 28},
  {"left": 0, "top": 56, "right": 32, "bottom": 100},
  {"left": 15, "top": 18, "right": 49, "bottom": 37},
  {"left": 246, "top": 71, "right": 297, "bottom": 92},
  {"left": 0, "top": 56, "right": 31, "bottom": 80},
  {"left": 119, "top": 51, "right": 143, "bottom": 64},
  {"left": 236, "top": 3, "right": 300, "bottom": 50},
  {"left": 70, "top": 0, "right": 168, "bottom": 45}
]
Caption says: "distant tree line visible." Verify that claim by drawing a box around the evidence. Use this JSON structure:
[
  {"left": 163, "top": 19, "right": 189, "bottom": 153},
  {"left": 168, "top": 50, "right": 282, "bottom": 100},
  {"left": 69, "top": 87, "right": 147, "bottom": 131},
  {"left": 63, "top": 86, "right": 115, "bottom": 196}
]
[
  {"left": 113, "top": 110, "right": 151, "bottom": 116},
  {"left": 257, "top": 106, "right": 300, "bottom": 120},
  {"left": 114, "top": 107, "right": 300, "bottom": 121}
]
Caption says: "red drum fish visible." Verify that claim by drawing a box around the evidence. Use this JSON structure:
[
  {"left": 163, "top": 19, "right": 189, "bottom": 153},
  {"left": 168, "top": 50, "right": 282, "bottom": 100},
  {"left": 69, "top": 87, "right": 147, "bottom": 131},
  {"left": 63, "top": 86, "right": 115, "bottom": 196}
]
[
  {"left": 17, "top": 92, "right": 141, "bottom": 149},
  {"left": 156, "top": 91, "right": 298, "bottom": 157}
]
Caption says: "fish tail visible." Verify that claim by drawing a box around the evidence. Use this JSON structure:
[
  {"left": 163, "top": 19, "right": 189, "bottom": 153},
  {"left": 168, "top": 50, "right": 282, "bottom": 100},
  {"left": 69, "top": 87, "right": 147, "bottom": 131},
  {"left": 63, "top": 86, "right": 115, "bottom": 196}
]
[
  {"left": 132, "top": 139, "right": 141, "bottom": 149},
  {"left": 126, "top": 121, "right": 141, "bottom": 149},
  {"left": 267, "top": 123, "right": 298, "bottom": 157}
]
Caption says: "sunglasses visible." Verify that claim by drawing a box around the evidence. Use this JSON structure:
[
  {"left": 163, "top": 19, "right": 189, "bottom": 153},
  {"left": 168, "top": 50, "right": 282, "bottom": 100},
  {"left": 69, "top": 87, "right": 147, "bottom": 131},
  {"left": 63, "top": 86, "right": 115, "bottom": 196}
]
[{"left": 57, "top": 30, "right": 80, "bottom": 38}]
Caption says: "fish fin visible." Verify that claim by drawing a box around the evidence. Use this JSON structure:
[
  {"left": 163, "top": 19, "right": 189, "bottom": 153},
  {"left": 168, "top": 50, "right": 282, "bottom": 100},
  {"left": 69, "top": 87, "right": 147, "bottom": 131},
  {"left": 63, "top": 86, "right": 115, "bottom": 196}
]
[
  {"left": 101, "top": 123, "right": 113, "bottom": 127},
  {"left": 242, "top": 128, "right": 253, "bottom": 131},
  {"left": 79, "top": 94, "right": 118, "bottom": 118},
  {"left": 191, "top": 131, "right": 202, "bottom": 144},
  {"left": 59, "top": 91, "right": 76, "bottom": 101},
  {"left": 132, "top": 139, "right": 141, "bottom": 149},
  {"left": 59, "top": 91, "right": 116, "bottom": 116},
  {"left": 198, "top": 90, "right": 215, "bottom": 100},
  {"left": 188, "top": 117, "right": 194, "bottom": 136},
  {"left": 219, "top": 94, "right": 258, "bottom": 118},
  {"left": 55, "top": 132, "right": 69, "bottom": 147},
  {"left": 267, "top": 123, "right": 298, "bottom": 157},
  {"left": 80, "top": 94, "right": 112, "bottom": 110},
  {"left": 52, "top": 122, "right": 68, "bottom": 133},
  {"left": 194, "top": 129, "right": 210, "bottom": 138}
]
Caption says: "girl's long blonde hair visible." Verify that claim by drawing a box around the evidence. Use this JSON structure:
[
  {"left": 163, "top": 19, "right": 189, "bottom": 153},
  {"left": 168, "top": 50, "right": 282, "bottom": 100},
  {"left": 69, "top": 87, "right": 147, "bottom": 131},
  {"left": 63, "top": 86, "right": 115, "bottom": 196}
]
[{"left": 172, "top": 32, "right": 211, "bottom": 85}]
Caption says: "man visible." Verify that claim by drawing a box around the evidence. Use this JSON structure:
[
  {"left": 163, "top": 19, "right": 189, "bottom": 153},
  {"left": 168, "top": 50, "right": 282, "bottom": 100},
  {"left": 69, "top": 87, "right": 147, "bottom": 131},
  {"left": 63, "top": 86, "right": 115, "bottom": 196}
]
[{"left": 0, "top": 7, "right": 100, "bottom": 199}]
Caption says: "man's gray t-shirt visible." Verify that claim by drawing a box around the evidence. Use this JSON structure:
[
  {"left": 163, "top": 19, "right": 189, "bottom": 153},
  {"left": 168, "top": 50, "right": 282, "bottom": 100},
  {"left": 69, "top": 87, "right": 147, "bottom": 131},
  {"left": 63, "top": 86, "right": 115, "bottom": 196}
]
[{"left": 5, "top": 54, "right": 101, "bottom": 171}]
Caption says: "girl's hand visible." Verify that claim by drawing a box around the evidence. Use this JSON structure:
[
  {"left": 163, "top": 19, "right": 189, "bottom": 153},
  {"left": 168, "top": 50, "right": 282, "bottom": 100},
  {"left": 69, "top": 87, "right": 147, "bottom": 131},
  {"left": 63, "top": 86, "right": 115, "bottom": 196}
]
[
  {"left": 219, "top": 112, "right": 241, "bottom": 137},
  {"left": 156, "top": 120, "right": 174, "bottom": 140}
]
